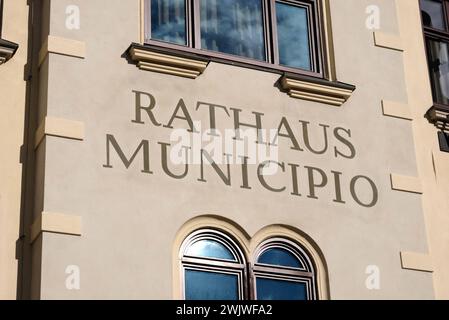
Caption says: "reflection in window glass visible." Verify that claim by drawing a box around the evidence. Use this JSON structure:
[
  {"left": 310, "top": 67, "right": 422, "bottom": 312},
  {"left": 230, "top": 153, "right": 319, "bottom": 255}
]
[
  {"left": 200, "top": 0, "right": 266, "bottom": 61},
  {"left": 427, "top": 39, "right": 449, "bottom": 104},
  {"left": 276, "top": 2, "right": 311, "bottom": 70},
  {"left": 186, "top": 239, "right": 236, "bottom": 261},
  {"left": 258, "top": 248, "right": 303, "bottom": 269},
  {"left": 151, "top": 0, "right": 187, "bottom": 45},
  {"left": 185, "top": 270, "right": 239, "bottom": 300},
  {"left": 420, "top": 0, "right": 446, "bottom": 30},
  {"left": 256, "top": 278, "right": 307, "bottom": 300}
]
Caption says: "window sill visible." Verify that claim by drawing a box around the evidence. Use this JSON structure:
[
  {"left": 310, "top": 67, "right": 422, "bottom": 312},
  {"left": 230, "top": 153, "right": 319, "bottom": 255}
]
[
  {"left": 0, "top": 38, "right": 18, "bottom": 65},
  {"left": 127, "top": 43, "right": 356, "bottom": 106}
]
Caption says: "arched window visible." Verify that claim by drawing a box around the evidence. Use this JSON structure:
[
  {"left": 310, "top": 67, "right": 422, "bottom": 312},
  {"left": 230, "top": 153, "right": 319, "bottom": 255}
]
[
  {"left": 253, "top": 238, "right": 317, "bottom": 300},
  {"left": 178, "top": 225, "right": 322, "bottom": 300},
  {"left": 180, "top": 229, "right": 246, "bottom": 300}
]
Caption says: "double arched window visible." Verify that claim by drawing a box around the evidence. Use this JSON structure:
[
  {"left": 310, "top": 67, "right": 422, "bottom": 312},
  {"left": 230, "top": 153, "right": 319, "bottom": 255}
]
[{"left": 180, "top": 229, "right": 318, "bottom": 300}]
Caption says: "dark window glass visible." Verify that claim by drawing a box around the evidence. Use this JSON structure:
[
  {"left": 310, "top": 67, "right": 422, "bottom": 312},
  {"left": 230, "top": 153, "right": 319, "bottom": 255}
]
[
  {"left": 200, "top": 0, "right": 266, "bottom": 61},
  {"left": 276, "top": 2, "right": 311, "bottom": 70},
  {"left": 258, "top": 248, "right": 303, "bottom": 269},
  {"left": 420, "top": 0, "right": 446, "bottom": 30},
  {"left": 151, "top": 0, "right": 187, "bottom": 45},
  {"left": 185, "top": 239, "right": 236, "bottom": 261},
  {"left": 420, "top": 0, "right": 449, "bottom": 107},
  {"left": 256, "top": 278, "right": 307, "bottom": 300},
  {"left": 185, "top": 269, "right": 239, "bottom": 300},
  {"left": 427, "top": 39, "right": 449, "bottom": 104}
]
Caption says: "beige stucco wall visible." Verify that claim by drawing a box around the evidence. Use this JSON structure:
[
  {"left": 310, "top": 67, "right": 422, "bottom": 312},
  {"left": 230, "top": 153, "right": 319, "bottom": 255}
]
[
  {"left": 22, "top": 0, "right": 438, "bottom": 300},
  {"left": 0, "top": 0, "right": 29, "bottom": 300}
]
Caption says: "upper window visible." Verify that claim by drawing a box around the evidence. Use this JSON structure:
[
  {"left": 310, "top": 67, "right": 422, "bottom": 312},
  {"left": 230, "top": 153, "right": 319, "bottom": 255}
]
[
  {"left": 145, "top": 0, "right": 322, "bottom": 76},
  {"left": 420, "top": 0, "right": 449, "bottom": 105},
  {"left": 180, "top": 229, "right": 318, "bottom": 300}
]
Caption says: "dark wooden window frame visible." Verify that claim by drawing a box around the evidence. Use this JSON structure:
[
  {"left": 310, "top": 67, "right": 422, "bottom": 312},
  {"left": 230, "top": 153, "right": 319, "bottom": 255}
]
[
  {"left": 180, "top": 230, "right": 318, "bottom": 300},
  {"left": 144, "top": 0, "right": 325, "bottom": 79}
]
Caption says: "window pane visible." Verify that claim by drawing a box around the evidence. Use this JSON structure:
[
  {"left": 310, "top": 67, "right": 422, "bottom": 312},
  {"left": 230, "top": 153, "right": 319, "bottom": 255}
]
[
  {"left": 151, "top": 0, "right": 187, "bottom": 45},
  {"left": 276, "top": 2, "right": 311, "bottom": 70},
  {"left": 200, "top": 0, "right": 266, "bottom": 61},
  {"left": 185, "top": 270, "right": 239, "bottom": 300},
  {"left": 420, "top": 0, "right": 446, "bottom": 30},
  {"left": 256, "top": 278, "right": 308, "bottom": 300},
  {"left": 427, "top": 39, "right": 449, "bottom": 105},
  {"left": 186, "top": 239, "right": 236, "bottom": 261},
  {"left": 258, "top": 248, "right": 303, "bottom": 268}
]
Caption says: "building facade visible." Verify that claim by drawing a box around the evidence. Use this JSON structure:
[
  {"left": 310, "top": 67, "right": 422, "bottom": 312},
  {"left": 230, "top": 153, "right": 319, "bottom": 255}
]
[{"left": 1, "top": 0, "right": 449, "bottom": 300}]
